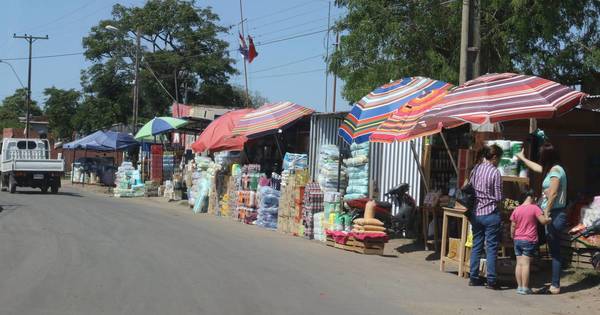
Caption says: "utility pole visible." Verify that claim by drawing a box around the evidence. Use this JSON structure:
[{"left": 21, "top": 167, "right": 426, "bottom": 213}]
[
  {"left": 458, "top": 0, "right": 470, "bottom": 85},
  {"left": 239, "top": 0, "right": 250, "bottom": 107},
  {"left": 459, "top": 0, "right": 481, "bottom": 85},
  {"left": 133, "top": 27, "right": 141, "bottom": 134},
  {"left": 324, "top": 0, "right": 332, "bottom": 112},
  {"left": 13, "top": 33, "right": 48, "bottom": 139},
  {"left": 332, "top": 32, "right": 339, "bottom": 112}
]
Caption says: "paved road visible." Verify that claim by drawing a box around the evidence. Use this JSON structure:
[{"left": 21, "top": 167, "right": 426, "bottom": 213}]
[{"left": 0, "top": 185, "right": 595, "bottom": 315}]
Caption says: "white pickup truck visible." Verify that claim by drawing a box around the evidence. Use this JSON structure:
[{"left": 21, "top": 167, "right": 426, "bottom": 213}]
[{"left": 1, "top": 138, "right": 64, "bottom": 193}]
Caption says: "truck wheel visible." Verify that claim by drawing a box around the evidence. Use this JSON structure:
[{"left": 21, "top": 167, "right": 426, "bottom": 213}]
[
  {"left": 8, "top": 175, "right": 16, "bottom": 194},
  {"left": 51, "top": 184, "right": 59, "bottom": 194},
  {"left": 0, "top": 177, "right": 6, "bottom": 192},
  {"left": 41, "top": 186, "right": 48, "bottom": 194}
]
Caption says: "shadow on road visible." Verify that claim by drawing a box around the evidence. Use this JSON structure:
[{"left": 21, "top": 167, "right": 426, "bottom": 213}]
[
  {"left": 11, "top": 191, "right": 83, "bottom": 197},
  {"left": 0, "top": 203, "right": 22, "bottom": 216},
  {"left": 560, "top": 270, "right": 600, "bottom": 293}
]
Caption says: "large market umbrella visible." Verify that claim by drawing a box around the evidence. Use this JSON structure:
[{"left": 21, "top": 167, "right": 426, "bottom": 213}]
[
  {"left": 339, "top": 77, "right": 454, "bottom": 144},
  {"left": 191, "top": 108, "right": 253, "bottom": 153},
  {"left": 370, "top": 86, "right": 461, "bottom": 143},
  {"left": 134, "top": 117, "right": 188, "bottom": 140},
  {"left": 419, "top": 72, "right": 588, "bottom": 126},
  {"left": 232, "top": 101, "right": 314, "bottom": 138}
]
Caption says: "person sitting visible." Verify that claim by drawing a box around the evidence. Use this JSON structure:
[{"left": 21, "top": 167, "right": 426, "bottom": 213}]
[{"left": 510, "top": 191, "right": 551, "bottom": 295}]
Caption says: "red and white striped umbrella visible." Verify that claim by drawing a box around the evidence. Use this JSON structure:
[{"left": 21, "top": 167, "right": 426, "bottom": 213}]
[{"left": 421, "top": 73, "right": 587, "bottom": 126}]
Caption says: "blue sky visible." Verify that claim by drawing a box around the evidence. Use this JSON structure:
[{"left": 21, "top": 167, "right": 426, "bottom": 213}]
[{"left": 0, "top": 0, "right": 348, "bottom": 112}]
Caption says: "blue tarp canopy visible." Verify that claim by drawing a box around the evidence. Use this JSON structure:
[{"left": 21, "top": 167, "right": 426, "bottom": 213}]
[
  {"left": 63, "top": 131, "right": 138, "bottom": 151},
  {"left": 96, "top": 131, "right": 138, "bottom": 150}
]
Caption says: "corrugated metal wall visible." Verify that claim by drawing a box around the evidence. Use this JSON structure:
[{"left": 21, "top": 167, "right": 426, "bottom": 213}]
[
  {"left": 308, "top": 114, "right": 348, "bottom": 180},
  {"left": 370, "top": 139, "right": 423, "bottom": 214},
  {"left": 309, "top": 113, "right": 423, "bottom": 214}
]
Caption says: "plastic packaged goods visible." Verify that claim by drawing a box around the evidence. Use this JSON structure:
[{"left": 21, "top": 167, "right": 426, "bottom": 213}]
[
  {"left": 114, "top": 161, "right": 145, "bottom": 197},
  {"left": 343, "top": 142, "right": 370, "bottom": 201},
  {"left": 317, "top": 144, "right": 347, "bottom": 192},
  {"left": 256, "top": 186, "right": 281, "bottom": 229},
  {"left": 283, "top": 152, "right": 308, "bottom": 171}
]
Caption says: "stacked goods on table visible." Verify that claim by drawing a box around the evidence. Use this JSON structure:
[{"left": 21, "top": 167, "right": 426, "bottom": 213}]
[
  {"left": 207, "top": 176, "right": 219, "bottom": 215},
  {"left": 277, "top": 173, "right": 295, "bottom": 234},
  {"left": 317, "top": 145, "right": 347, "bottom": 192},
  {"left": 144, "top": 181, "right": 160, "bottom": 197},
  {"left": 323, "top": 191, "right": 342, "bottom": 231},
  {"left": 114, "top": 161, "right": 145, "bottom": 197},
  {"left": 344, "top": 142, "right": 370, "bottom": 200},
  {"left": 313, "top": 212, "right": 327, "bottom": 242},
  {"left": 326, "top": 200, "right": 388, "bottom": 255},
  {"left": 236, "top": 164, "right": 261, "bottom": 224},
  {"left": 256, "top": 186, "right": 281, "bottom": 229},
  {"left": 302, "top": 183, "right": 324, "bottom": 239},
  {"left": 282, "top": 153, "right": 308, "bottom": 171},
  {"left": 277, "top": 171, "right": 308, "bottom": 234},
  {"left": 271, "top": 173, "right": 282, "bottom": 191},
  {"left": 188, "top": 156, "right": 219, "bottom": 214}
]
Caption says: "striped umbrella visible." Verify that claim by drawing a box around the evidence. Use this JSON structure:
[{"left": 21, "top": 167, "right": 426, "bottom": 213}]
[
  {"left": 232, "top": 101, "right": 314, "bottom": 138},
  {"left": 370, "top": 86, "right": 461, "bottom": 143},
  {"left": 422, "top": 73, "right": 588, "bottom": 126},
  {"left": 339, "top": 77, "right": 453, "bottom": 144}
]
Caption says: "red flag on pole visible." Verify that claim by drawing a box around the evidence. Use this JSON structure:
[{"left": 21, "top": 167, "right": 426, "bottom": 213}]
[
  {"left": 247, "top": 35, "right": 258, "bottom": 63},
  {"left": 238, "top": 33, "right": 248, "bottom": 59}
]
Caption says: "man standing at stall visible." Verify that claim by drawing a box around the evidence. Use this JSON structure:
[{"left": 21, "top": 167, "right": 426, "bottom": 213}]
[{"left": 468, "top": 145, "right": 504, "bottom": 289}]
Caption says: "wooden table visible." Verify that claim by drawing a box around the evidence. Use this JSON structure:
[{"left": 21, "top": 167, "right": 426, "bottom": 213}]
[
  {"left": 440, "top": 207, "right": 470, "bottom": 278},
  {"left": 422, "top": 205, "right": 440, "bottom": 252}
]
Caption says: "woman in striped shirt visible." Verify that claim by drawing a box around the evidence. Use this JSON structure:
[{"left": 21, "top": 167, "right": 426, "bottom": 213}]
[{"left": 468, "top": 144, "right": 503, "bottom": 290}]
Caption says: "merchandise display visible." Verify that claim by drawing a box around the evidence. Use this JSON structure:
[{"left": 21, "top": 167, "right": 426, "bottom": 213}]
[
  {"left": 344, "top": 142, "right": 370, "bottom": 200},
  {"left": 486, "top": 140, "right": 528, "bottom": 177},
  {"left": 302, "top": 182, "right": 324, "bottom": 239},
  {"left": 114, "top": 161, "right": 145, "bottom": 197},
  {"left": 235, "top": 164, "right": 261, "bottom": 224},
  {"left": 317, "top": 144, "right": 347, "bottom": 192},
  {"left": 256, "top": 185, "right": 281, "bottom": 229}
]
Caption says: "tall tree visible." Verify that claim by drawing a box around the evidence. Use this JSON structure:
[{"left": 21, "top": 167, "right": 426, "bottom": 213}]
[
  {"left": 331, "top": 0, "right": 600, "bottom": 103},
  {"left": 81, "top": 0, "right": 241, "bottom": 129},
  {"left": 0, "top": 88, "right": 42, "bottom": 130},
  {"left": 43, "top": 87, "right": 80, "bottom": 141}
]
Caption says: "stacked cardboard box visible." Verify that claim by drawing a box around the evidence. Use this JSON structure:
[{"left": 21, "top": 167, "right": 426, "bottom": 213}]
[{"left": 277, "top": 174, "right": 296, "bottom": 234}]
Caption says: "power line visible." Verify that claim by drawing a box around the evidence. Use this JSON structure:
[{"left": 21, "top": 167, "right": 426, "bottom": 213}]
[
  {"left": 256, "top": 28, "right": 330, "bottom": 47},
  {"left": 251, "top": 54, "right": 323, "bottom": 73},
  {"left": 250, "top": 7, "right": 328, "bottom": 31},
  {"left": 246, "top": 1, "right": 324, "bottom": 23},
  {"left": 24, "top": 0, "right": 99, "bottom": 33},
  {"left": 0, "top": 52, "right": 84, "bottom": 61},
  {"left": 252, "top": 68, "right": 325, "bottom": 79}
]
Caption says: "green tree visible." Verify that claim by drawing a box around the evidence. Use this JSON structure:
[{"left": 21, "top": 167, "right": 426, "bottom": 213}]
[
  {"left": 331, "top": 0, "right": 600, "bottom": 103},
  {"left": 0, "top": 88, "right": 43, "bottom": 130},
  {"left": 80, "top": 0, "right": 240, "bottom": 129},
  {"left": 43, "top": 87, "right": 80, "bottom": 141}
]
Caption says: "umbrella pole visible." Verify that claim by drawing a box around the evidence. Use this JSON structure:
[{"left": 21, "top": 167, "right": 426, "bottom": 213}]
[
  {"left": 83, "top": 148, "right": 87, "bottom": 187},
  {"left": 439, "top": 132, "right": 459, "bottom": 178},
  {"left": 71, "top": 148, "right": 75, "bottom": 184},
  {"left": 273, "top": 134, "right": 284, "bottom": 160},
  {"left": 410, "top": 140, "right": 430, "bottom": 193},
  {"left": 337, "top": 144, "right": 342, "bottom": 192}
]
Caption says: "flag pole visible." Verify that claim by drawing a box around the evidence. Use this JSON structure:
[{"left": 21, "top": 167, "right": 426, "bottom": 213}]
[{"left": 239, "top": 0, "right": 250, "bottom": 108}]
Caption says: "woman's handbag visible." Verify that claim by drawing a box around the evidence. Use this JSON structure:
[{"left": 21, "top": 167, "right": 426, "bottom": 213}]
[{"left": 456, "top": 164, "right": 479, "bottom": 219}]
